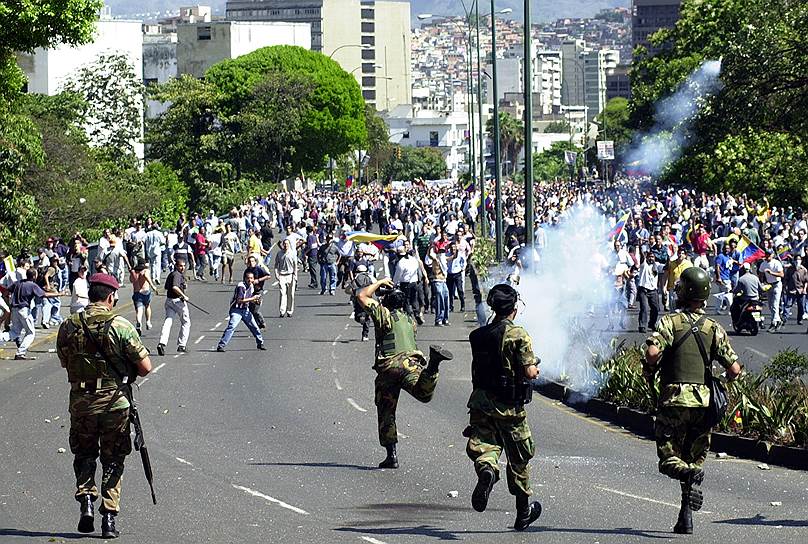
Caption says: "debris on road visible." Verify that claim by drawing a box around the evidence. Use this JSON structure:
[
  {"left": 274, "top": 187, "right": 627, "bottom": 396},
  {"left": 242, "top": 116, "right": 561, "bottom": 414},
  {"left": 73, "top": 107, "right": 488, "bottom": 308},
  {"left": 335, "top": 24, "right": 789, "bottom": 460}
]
[
  {"left": 771, "top": 501, "right": 782, "bottom": 506},
  {"left": 757, "top": 463, "right": 771, "bottom": 470},
  {"left": 57, "top": 448, "right": 66, "bottom": 454},
  {"left": 447, "top": 490, "right": 459, "bottom": 498},
  {"left": 716, "top": 452, "right": 728, "bottom": 459}
]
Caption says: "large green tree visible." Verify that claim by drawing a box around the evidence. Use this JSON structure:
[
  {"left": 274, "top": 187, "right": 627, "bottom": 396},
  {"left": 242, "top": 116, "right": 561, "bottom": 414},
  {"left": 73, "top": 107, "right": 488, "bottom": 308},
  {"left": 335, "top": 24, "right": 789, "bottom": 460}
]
[
  {"left": 596, "top": 97, "right": 633, "bottom": 154},
  {"left": 486, "top": 112, "right": 524, "bottom": 176},
  {"left": 0, "top": 0, "right": 102, "bottom": 254},
  {"left": 384, "top": 146, "right": 446, "bottom": 181},
  {"left": 629, "top": 0, "right": 807, "bottom": 205},
  {"left": 205, "top": 46, "right": 366, "bottom": 172}
]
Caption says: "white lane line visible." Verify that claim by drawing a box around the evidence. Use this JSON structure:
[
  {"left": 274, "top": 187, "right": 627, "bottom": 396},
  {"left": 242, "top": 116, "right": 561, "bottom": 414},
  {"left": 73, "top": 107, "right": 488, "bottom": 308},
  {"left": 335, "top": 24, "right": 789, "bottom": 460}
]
[
  {"left": 747, "top": 347, "right": 769, "bottom": 359},
  {"left": 344, "top": 323, "right": 350, "bottom": 330},
  {"left": 152, "top": 362, "right": 167, "bottom": 373},
  {"left": 194, "top": 335, "right": 205, "bottom": 345},
  {"left": 173, "top": 354, "right": 181, "bottom": 359},
  {"left": 331, "top": 334, "right": 342, "bottom": 346},
  {"left": 214, "top": 321, "right": 223, "bottom": 330},
  {"left": 396, "top": 432, "right": 409, "bottom": 439},
  {"left": 140, "top": 377, "right": 149, "bottom": 384},
  {"left": 334, "top": 378, "right": 343, "bottom": 391},
  {"left": 175, "top": 457, "right": 194, "bottom": 467},
  {"left": 346, "top": 398, "right": 367, "bottom": 412},
  {"left": 360, "top": 537, "right": 389, "bottom": 544},
  {"left": 594, "top": 485, "right": 713, "bottom": 514},
  {"left": 232, "top": 484, "right": 309, "bottom": 515}
]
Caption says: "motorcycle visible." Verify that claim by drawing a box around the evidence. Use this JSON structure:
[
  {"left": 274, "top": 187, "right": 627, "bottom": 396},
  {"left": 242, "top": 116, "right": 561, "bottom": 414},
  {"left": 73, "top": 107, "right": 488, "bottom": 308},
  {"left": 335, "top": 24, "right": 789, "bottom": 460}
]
[{"left": 731, "top": 298, "right": 765, "bottom": 336}]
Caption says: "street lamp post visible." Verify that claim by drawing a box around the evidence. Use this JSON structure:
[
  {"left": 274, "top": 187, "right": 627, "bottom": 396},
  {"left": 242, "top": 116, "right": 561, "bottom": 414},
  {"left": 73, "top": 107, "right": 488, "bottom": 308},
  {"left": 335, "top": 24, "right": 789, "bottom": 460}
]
[
  {"left": 523, "top": 0, "right": 533, "bottom": 249},
  {"left": 328, "top": 44, "right": 370, "bottom": 59},
  {"left": 490, "top": 0, "right": 504, "bottom": 261},
  {"left": 475, "top": 0, "right": 486, "bottom": 237}
]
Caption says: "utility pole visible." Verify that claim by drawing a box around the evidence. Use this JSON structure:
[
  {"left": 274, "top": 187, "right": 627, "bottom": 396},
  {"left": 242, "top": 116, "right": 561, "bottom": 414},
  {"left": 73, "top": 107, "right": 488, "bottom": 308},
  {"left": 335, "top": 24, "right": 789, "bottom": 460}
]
[
  {"left": 475, "top": 0, "right": 487, "bottom": 237},
  {"left": 523, "top": 0, "right": 533, "bottom": 248},
  {"left": 491, "top": 0, "right": 503, "bottom": 261}
]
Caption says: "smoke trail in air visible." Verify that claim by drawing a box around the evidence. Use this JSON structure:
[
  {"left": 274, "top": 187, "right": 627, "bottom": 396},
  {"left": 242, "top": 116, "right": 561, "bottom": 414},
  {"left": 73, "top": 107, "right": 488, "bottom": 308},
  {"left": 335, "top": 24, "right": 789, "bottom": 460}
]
[{"left": 626, "top": 59, "right": 723, "bottom": 176}]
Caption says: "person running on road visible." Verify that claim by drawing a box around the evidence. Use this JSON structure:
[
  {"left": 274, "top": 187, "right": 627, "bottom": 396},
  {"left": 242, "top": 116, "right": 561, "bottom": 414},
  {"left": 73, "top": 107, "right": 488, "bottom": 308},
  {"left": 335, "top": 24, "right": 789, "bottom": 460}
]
[
  {"left": 157, "top": 259, "right": 191, "bottom": 356},
  {"left": 216, "top": 271, "right": 267, "bottom": 352},
  {"left": 129, "top": 263, "right": 158, "bottom": 336}
]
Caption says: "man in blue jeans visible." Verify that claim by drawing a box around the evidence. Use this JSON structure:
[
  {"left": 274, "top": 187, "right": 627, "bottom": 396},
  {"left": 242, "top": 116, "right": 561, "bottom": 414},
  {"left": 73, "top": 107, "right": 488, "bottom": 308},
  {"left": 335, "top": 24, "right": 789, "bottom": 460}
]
[
  {"left": 216, "top": 271, "right": 267, "bottom": 352},
  {"left": 318, "top": 233, "right": 339, "bottom": 295},
  {"left": 427, "top": 245, "right": 450, "bottom": 326}
]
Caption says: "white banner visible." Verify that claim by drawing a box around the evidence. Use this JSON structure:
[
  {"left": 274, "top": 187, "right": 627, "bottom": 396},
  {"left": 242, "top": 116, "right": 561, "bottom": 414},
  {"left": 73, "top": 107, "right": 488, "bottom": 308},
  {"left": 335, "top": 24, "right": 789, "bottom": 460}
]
[{"left": 597, "top": 141, "right": 615, "bottom": 160}]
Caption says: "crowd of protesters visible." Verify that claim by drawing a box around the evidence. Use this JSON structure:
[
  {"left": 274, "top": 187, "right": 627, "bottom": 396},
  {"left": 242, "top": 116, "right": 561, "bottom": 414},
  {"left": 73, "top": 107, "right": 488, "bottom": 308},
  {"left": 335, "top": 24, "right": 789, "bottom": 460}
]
[{"left": 1, "top": 176, "right": 807, "bottom": 359}]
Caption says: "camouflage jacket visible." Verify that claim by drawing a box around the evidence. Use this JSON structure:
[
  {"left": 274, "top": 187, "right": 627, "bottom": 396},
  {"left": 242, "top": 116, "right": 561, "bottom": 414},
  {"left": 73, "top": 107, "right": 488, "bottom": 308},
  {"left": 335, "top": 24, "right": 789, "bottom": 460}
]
[
  {"left": 646, "top": 308, "right": 738, "bottom": 408},
  {"left": 468, "top": 320, "right": 537, "bottom": 419},
  {"left": 366, "top": 301, "right": 424, "bottom": 369},
  {"left": 57, "top": 303, "right": 149, "bottom": 415}
]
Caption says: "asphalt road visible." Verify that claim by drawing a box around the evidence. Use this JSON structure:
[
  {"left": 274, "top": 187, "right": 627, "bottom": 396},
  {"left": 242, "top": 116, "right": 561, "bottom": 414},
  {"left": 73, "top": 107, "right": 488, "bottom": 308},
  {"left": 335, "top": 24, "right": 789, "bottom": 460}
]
[{"left": 1, "top": 272, "right": 807, "bottom": 543}]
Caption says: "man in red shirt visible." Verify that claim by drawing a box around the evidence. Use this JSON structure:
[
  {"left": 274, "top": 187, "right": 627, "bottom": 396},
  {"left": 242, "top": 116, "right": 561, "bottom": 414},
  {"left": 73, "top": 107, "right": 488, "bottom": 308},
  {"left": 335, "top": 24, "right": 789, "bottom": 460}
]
[{"left": 193, "top": 227, "right": 209, "bottom": 281}]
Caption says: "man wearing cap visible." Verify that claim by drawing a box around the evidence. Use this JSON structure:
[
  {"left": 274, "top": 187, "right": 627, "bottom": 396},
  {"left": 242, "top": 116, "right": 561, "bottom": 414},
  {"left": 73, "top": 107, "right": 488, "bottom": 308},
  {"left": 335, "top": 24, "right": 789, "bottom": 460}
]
[
  {"left": 464, "top": 283, "right": 542, "bottom": 531},
  {"left": 56, "top": 273, "right": 152, "bottom": 538},
  {"left": 357, "top": 277, "right": 453, "bottom": 469}
]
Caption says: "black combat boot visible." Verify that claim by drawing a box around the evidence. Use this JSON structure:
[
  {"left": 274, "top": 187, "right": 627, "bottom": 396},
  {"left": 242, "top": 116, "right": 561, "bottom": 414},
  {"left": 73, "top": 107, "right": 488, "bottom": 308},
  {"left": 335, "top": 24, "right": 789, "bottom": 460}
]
[
  {"left": 426, "top": 345, "right": 454, "bottom": 374},
  {"left": 378, "top": 444, "right": 399, "bottom": 469},
  {"left": 101, "top": 512, "right": 119, "bottom": 539},
  {"left": 681, "top": 469, "right": 704, "bottom": 511},
  {"left": 514, "top": 494, "right": 542, "bottom": 531},
  {"left": 673, "top": 492, "right": 693, "bottom": 534},
  {"left": 471, "top": 466, "right": 495, "bottom": 512},
  {"left": 77, "top": 495, "right": 94, "bottom": 533}
]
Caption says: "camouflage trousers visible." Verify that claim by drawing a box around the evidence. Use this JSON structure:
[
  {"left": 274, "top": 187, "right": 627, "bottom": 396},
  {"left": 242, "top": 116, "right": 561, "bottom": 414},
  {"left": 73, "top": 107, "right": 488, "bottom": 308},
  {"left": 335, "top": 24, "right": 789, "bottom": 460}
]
[
  {"left": 655, "top": 406, "right": 711, "bottom": 481},
  {"left": 465, "top": 410, "right": 535, "bottom": 497},
  {"left": 374, "top": 357, "right": 438, "bottom": 446},
  {"left": 69, "top": 408, "right": 132, "bottom": 513}
]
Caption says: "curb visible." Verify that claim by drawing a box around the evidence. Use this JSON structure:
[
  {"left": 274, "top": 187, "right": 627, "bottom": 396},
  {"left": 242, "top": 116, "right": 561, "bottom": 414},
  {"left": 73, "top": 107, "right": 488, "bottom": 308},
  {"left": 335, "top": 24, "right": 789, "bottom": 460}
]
[{"left": 534, "top": 379, "right": 808, "bottom": 471}]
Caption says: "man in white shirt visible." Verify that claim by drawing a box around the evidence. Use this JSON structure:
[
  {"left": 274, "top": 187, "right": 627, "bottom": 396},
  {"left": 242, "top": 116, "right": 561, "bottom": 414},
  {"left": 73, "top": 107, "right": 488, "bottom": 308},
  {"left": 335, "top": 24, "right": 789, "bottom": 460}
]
[
  {"left": 392, "top": 244, "right": 423, "bottom": 322},
  {"left": 636, "top": 252, "right": 661, "bottom": 333},
  {"left": 759, "top": 249, "right": 784, "bottom": 331},
  {"left": 70, "top": 266, "right": 89, "bottom": 314},
  {"left": 144, "top": 226, "right": 166, "bottom": 284}
]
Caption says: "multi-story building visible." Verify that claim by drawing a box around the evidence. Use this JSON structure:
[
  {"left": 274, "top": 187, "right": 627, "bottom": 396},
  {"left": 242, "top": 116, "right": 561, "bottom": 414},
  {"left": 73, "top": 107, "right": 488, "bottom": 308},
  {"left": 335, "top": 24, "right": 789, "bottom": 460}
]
[
  {"left": 606, "top": 64, "right": 631, "bottom": 101},
  {"left": 225, "top": 0, "right": 410, "bottom": 111},
  {"left": 143, "top": 32, "right": 178, "bottom": 117},
  {"left": 385, "top": 104, "right": 469, "bottom": 180},
  {"left": 535, "top": 50, "right": 563, "bottom": 115},
  {"left": 560, "top": 39, "right": 619, "bottom": 122},
  {"left": 632, "top": 0, "right": 681, "bottom": 56},
  {"left": 175, "top": 21, "right": 311, "bottom": 78}
]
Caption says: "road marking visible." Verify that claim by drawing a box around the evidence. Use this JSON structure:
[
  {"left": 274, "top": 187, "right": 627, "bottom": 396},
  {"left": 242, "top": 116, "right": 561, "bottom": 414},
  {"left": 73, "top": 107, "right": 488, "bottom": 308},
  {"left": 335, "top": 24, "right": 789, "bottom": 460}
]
[
  {"left": 360, "top": 537, "right": 388, "bottom": 544},
  {"left": 396, "top": 432, "right": 409, "bottom": 439},
  {"left": 344, "top": 323, "right": 350, "bottom": 330},
  {"left": 152, "top": 363, "right": 167, "bottom": 373},
  {"left": 747, "top": 347, "right": 769, "bottom": 359},
  {"left": 140, "top": 377, "right": 149, "bottom": 384},
  {"left": 194, "top": 335, "right": 205, "bottom": 345},
  {"left": 346, "top": 398, "right": 367, "bottom": 412},
  {"left": 232, "top": 484, "right": 309, "bottom": 515},
  {"left": 173, "top": 354, "right": 181, "bottom": 359},
  {"left": 536, "top": 396, "right": 626, "bottom": 436},
  {"left": 332, "top": 334, "right": 342, "bottom": 346},
  {"left": 594, "top": 485, "right": 712, "bottom": 514},
  {"left": 214, "top": 321, "right": 222, "bottom": 330},
  {"left": 175, "top": 457, "right": 194, "bottom": 467},
  {"left": 334, "top": 378, "right": 343, "bottom": 391}
]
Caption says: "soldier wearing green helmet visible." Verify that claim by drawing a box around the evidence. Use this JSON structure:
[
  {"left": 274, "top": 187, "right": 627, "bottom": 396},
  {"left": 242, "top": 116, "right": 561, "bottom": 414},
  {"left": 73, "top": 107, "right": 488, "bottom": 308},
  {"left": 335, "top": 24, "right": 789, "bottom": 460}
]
[{"left": 644, "top": 265, "right": 742, "bottom": 535}]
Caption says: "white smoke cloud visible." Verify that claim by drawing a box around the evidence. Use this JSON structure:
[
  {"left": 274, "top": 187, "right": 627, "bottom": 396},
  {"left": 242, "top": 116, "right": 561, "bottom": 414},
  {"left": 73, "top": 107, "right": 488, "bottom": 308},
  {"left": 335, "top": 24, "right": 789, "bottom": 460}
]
[
  {"left": 482, "top": 206, "right": 619, "bottom": 400},
  {"left": 626, "top": 59, "right": 723, "bottom": 176}
]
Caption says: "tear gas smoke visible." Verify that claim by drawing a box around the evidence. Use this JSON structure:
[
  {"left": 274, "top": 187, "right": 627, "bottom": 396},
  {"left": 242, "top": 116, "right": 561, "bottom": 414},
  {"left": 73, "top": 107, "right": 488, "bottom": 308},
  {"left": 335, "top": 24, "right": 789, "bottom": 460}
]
[
  {"left": 626, "top": 59, "right": 722, "bottom": 176},
  {"left": 485, "top": 206, "right": 620, "bottom": 401}
]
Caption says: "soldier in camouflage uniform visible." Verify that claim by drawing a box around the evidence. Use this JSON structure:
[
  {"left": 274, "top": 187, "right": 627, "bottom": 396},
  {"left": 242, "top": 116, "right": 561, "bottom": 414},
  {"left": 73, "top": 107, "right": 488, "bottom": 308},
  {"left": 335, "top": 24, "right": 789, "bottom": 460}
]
[
  {"left": 644, "top": 266, "right": 741, "bottom": 534},
  {"left": 56, "top": 273, "right": 152, "bottom": 538},
  {"left": 465, "top": 283, "right": 542, "bottom": 531},
  {"left": 358, "top": 277, "right": 453, "bottom": 469}
]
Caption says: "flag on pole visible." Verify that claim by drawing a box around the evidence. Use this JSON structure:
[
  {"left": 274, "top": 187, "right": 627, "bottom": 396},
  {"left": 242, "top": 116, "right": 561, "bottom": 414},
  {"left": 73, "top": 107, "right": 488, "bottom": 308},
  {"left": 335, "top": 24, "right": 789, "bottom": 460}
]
[
  {"left": 607, "top": 211, "right": 631, "bottom": 243},
  {"left": 776, "top": 243, "right": 792, "bottom": 260},
  {"left": 2, "top": 255, "right": 14, "bottom": 276},
  {"left": 736, "top": 235, "right": 766, "bottom": 264}
]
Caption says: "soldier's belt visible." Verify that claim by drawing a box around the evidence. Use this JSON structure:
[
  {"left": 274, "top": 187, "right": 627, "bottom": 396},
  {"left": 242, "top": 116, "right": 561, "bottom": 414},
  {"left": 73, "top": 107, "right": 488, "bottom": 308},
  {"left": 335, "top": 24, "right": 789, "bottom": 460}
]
[{"left": 71, "top": 378, "right": 119, "bottom": 392}]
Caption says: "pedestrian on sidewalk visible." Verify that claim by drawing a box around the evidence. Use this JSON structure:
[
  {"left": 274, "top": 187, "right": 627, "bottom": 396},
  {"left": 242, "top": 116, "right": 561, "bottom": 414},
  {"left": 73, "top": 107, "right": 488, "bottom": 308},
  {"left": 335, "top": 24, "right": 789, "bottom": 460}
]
[
  {"left": 464, "top": 283, "right": 542, "bottom": 531},
  {"left": 274, "top": 239, "right": 298, "bottom": 317},
  {"left": 157, "top": 259, "right": 191, "bottom": 356},
  {"left": 357, "top": 278, "right": 453, "bottom": 469},
  {"left": 56, "top": 272, "right": 152, "bottom": 538},
  {"left": 216, "top": 271, "right": 266, "bottom": 352},
  {"left": 8, "top": 268, "right": 61, "bottom": 360}
]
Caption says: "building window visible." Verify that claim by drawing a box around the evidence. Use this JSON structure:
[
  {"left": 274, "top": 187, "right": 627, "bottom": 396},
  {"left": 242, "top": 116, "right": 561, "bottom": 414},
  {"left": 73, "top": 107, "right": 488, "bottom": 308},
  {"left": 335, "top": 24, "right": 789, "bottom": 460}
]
[
  {"left": 144, "top": 78, "right": 158, "bottom": 87},
  {"left": 362, "top": 76, "right": 376, "bottom": 87},
  {"left": 361, "top": 48, "right": 375, "bottom": 60},
  {"left": 402, "top": 131, "right": 410, "bottom": 139},
  {"left": 361, "top": 35, "right": 375, "bottom": 46},
  {"left": 361, "top": 62, "right": 376, "bottom": 73},
  {"left": 197, "top": 26, "right": 211, "bottom": 40},
  {"left": 361, "top": 22, "right": 375, "bottom": 33},
  {"left": 361, "top": 8, "right": 375, "bottom": 19},
  {"left": 362, "top": 89, "right": 376, "bottom": 100},
  {"left": 429, "top": 131, "right": 439, "bottom": 147}
]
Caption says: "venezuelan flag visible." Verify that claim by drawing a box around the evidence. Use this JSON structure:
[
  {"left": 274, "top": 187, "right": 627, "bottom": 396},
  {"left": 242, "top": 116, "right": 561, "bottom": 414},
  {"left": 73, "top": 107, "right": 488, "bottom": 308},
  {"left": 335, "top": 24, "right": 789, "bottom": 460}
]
[
  {"left": 346, "top": 231, "right": 401, "bottom": 251},
  {"left": 736, "top": 235, "right": 765, "bottom": 264},
  {"left": 776, "top": 244, "right": 792, "bottom": 259},
  {"left": 607, "top": 211, "right": 631, "bottom": 243},
  {"left": 461, "top": 178, "right": 474, "bottom": 193}
]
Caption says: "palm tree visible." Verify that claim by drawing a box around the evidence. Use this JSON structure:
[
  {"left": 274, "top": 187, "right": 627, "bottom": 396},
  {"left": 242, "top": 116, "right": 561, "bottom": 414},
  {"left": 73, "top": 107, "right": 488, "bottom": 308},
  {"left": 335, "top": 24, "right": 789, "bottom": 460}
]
[{"left": 486, "top": 111, "right": 524, "bottom": 176}]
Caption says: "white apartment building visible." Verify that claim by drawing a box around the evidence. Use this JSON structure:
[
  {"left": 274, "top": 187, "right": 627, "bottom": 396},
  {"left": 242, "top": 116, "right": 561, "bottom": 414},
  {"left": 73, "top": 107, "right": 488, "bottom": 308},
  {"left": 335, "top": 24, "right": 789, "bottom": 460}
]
[
  {"left": 16, "top": 16, "right": 145, "bottom": 159},
  {"left": 175, "top": 21, "right": 311, "bottom": 78},
  {"left": 385, "top": 104, "right": 469, "bottom": 180},
  {"left": 224, "top": 0, "right": 411, "bottom": 111},
  {"left": 143, "top": 32, "right": 177, "bottom": 118},
  {"left": 561, "top": 39, "right": 619, "bottom": 122},
  {"left": 535, "top": 50, "right": 562, "bottom": 115}
]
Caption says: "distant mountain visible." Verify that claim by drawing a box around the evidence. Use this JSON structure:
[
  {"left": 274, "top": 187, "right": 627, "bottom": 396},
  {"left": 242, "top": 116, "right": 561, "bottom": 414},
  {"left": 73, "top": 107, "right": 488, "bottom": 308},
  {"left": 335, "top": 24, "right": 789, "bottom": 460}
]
[{"left": 107, "top": 0, "right": 628, "bottom": 23}]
